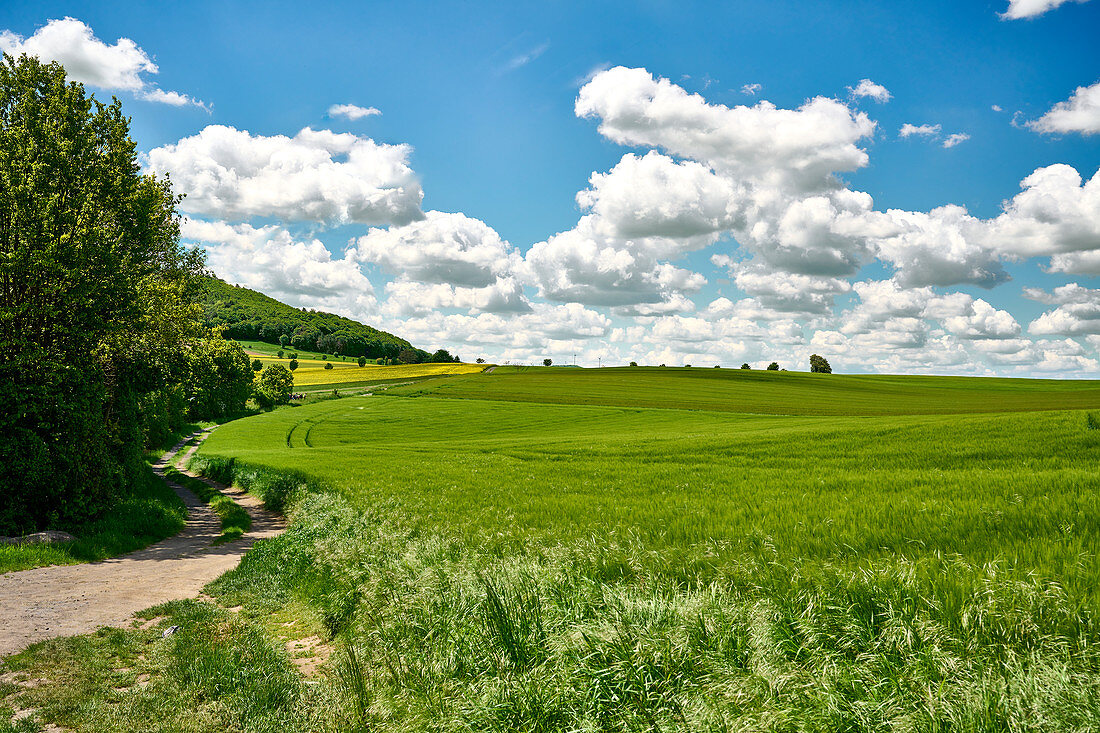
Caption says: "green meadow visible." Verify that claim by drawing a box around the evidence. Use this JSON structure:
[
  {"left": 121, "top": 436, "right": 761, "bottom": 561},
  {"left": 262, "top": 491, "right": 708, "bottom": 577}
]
[{"left": 7, "top": 369, "right": 1100, "bottom": 731}]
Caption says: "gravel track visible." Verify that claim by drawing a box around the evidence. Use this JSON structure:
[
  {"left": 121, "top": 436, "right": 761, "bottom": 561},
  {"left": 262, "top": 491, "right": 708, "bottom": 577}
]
[{"left": 0, "top": 430, "right": 284, "bottom": 657}]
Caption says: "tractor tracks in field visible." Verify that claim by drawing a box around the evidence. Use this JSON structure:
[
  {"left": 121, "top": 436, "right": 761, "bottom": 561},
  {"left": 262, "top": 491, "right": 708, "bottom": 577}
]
[{"left": 0, "top": 430, "right": 284, "bottom": 658}]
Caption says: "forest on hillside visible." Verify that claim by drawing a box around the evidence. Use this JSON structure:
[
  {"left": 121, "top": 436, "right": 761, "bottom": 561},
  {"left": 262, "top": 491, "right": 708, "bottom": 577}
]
[{"left": 201, "top": 277, "right": 417, "bottom": 360}]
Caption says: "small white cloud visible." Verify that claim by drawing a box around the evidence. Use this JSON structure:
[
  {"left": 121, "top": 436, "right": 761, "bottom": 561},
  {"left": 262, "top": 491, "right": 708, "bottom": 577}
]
[
  {"left": 1027, "top": 81, "right": 1100, "bottom": 136},
  {"left": 504, "top": 42, "right": 549, "bottom": 72},
  {"left": 0, "top": 17, "right": 200, "bottom": 108},
  {"left": 992, "top": 104, "right": 1003, "bottom": 112},
  {"left": 899, "top": 123, "right": 941, "bottom": 138},
  {"left": 328, "top": 103, "right": 381, "bottom": 121},
  {"left": 942, "top": 132, "right": 970, "bottom": 148},
  {"left": 142, "top": 88, "right": 209, "bottom": 111},
  {"left": 1000, "top": 0, "right": 1091, "bottom": 20},
  {"left": 848, "top": 78, "right": 892, "bottom": 103},
  {"left": 741, "top": 83, "right": 762, "bottom": 95}
]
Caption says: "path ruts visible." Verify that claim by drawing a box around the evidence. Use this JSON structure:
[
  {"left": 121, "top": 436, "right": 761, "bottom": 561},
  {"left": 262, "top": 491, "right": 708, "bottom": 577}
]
[{"left": 0, "top": 430, "right": 284, "bottom": 657}]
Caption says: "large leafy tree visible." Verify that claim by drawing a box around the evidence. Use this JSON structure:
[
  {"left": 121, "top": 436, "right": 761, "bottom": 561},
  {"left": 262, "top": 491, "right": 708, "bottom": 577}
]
[{"left": 0, "top": 54, "right": 205, "bottom": 532}]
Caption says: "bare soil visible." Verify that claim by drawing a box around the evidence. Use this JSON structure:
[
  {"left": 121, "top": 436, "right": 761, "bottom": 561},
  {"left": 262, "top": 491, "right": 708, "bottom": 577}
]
[{"left": 0, "top": 430, "right": 284, "bottom": 657}]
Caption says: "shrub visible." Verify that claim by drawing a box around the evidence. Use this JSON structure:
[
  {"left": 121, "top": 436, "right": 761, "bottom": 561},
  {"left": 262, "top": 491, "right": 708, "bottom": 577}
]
[
  {"left": 324, "top": 363, "right": 334, "bottom": 370},
  {"left": 629, "top": 361, "right": 638, "bottom": 367},
  {"left": 543, "top": 358, "right": 552, "bottom": 367},
  {"left": 277, "top": 349, "right": 284, "bottom": 358},
  {"left": 256, "top": 364, "right": 294, "bottom": 406},
  {"left": 288, "top": 359, "right": 298, "bottom": 371},
  {"left": 251, "top": 359, "right": 263, "bottom": 372},
  {"left": 767, "top": 362, "right": 780, "bottom": 371},
  {"left": 357, "top": 356, "right": 366, "bottom": 367},
  {"left": 741, "top": 363, "right": 750, "bottom": 369},
  {"left": 476, "top": 357, "right": 485, "bottom": 364}
]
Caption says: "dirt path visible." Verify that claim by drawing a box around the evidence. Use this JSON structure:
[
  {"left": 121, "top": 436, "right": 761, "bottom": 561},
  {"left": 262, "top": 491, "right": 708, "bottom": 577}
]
[{"left": 0, "top": 431, "right": 284, "bottom": 658}]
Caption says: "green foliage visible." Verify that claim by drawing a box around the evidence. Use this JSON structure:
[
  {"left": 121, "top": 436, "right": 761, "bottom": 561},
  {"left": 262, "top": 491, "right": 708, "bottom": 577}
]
[
  {"left": 543, "top": 358, "right": 552, "bottom": 367},
  {"left": 740, "top": 362, "right": 750, "bottom": 369},
  {"left": 186, "top": 337, "right": 254, "bottom": 419},
  {"left": 767, "top": 361, "right": 780, "bottom": 370},
  {"left": 810, "top": 353, "right": 832, "bottom": 373},
  {"left": 356, "top": 356, "right": 366, "bottom": 367},
  {"left": 256, "top": 363, "right": 294, "bottom": 407},
  {"left": 476, "top": 357, "right": 486, "bottom": 364},
  {"left": 289, "top": 359, "right": 299, "bottom": 371},
  {"left": 629, "top": 361, "right": 638, "bottom": 367},
  {"left": 0, "top": 54, "right": 206, "bottom": 533},
  {"left": 324, "top": 362, "right": 334, "bottom": 370},
  {"left": 0, "top": 464, "right": 185, "bottom": 573},
  {"left": 163, "top": 466, "right": 249, "bottom": 544},
  {"left": 251, "top": 358, "right": 263, "bottom": 371},
  {"left": 201, "top": 275, "right": 413, "bottom": 359},
  {"left": 431, "top": 348, "right": 453, "bottom": 363}
]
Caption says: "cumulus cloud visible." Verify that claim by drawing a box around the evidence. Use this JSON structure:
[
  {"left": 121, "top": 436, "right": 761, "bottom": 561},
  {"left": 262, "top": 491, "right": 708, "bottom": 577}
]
[
  {"left": 145, "top": 126, "right": 424, "bottom": 225},
  {"left": 1027, "top": 81, "right": 1100, "bottom": 135},
  {"left": 848, "top": 79, "right": 892, "bottom": 103},
  {"left": 524, "top": 219, "right": 707, "bottom": 307},
  {"left": 985, "top": 164, "right": 1100, "bottom": 261},
  {"left": 350, "top": 210, "right": 521, "bottom": 288},
  {"left": 180, "top": 218, "right": 377, "bottom": 316},
  {"left": 1001, "top": 0, "right": 1092, "bottom": 19},
  {"left": 873, "top": 205, "right": 1008, "bottom": 287},
  {"left": 0, "top": 17, "right": 205, "bottom": 108},
  {"left": 328, "top": 103, "right": 381, "bottom": 120},
  {"left": 382, "top": 278, "right": 530, "bottom": 316},
  {"left": 713, "top": 258, "right": 851, "bottom": 313},
  {"left": 1026, "top": 284, "right": 1100, "bottom": 335},
  {"left": 576, "top": 66, "right": 876, "bottom": 192},
  {"left": 741, "top": 83, "right": 762, "bottom": 95},
  {"left": 576, "top": 152, "right": 742, "bottom": 247},
  {"left": 899, "top": 123, "right": 941, "bottom": 138}
]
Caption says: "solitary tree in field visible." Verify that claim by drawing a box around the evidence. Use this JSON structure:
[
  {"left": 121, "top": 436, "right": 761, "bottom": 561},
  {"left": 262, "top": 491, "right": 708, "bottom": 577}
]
[
  {"left": 256, "top": 363, "right": 294, "bottom": 406},
  {"left": 476, "top": 357, "right": 485, "bottom": 364},
  {"left": 740, "top": 363, "right": 751, "bottom": 369},
  {"left": 543, "top": 358, "right": 552, "bottom": 366},
  {"left": 809, "top": 354, "right": 832, "bottom": 374},
  {"left": 288, "top": 359, "right": 299, "bottom": 371},
  {"left": 767, "top": 362, "right": 779, "bottom": 371},
  {"left": 629, "top": 361, "right": 638, "bottom": 367},
  {"left": 252, "top": 358, "right": 263, "bottom": 371},
  {"left": 324, "top": 362, "right": 334, "bottom": 370},
  {"left": 357, "top": 356, "right": 366, "bottom": 367}
]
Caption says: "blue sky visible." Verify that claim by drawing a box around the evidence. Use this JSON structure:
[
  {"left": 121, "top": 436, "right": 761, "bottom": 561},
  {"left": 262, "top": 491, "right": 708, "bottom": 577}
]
[{"left": 3, "top": 0, "right": 1099, "bottom": 373}]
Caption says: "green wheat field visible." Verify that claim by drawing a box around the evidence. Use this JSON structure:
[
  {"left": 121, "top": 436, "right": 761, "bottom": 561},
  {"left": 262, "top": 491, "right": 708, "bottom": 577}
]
[{"left": 7, "top": 368, "right": 1100, "bottom": 731}]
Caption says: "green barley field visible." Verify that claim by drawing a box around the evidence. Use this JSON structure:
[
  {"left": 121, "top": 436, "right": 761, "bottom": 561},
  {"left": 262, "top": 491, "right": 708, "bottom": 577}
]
[{"left": 7, "top": 368, "right": 1100, "bottom": 732}]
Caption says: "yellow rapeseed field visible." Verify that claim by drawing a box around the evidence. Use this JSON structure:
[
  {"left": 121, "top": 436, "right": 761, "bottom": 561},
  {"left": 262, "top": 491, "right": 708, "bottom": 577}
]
[{"left": 257, "top": 358, "right": 484, "bottom": 387}]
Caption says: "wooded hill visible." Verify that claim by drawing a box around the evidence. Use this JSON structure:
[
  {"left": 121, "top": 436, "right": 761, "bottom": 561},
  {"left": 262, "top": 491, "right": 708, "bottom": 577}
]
[{"left": 201, "top": 277, "right": 415, "bottom": 360}]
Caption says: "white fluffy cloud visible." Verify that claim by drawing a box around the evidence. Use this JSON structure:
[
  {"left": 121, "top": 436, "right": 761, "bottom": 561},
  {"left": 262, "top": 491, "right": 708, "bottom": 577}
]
[
  {"left": 576, "top": 66, "right": 875, "bottom": 192},
  {"left": 328, "top": 104, "right": 381, "bottom": 120},
  {"left": 849, "top": 79, "right": 892, "bottom": 103},
  {"left": 1028, "top": 81, "right": 1100, "bottom": 136},
  {"left": 350, "top": 210, "right": 519, "bottom": 288},
  {"left": 0, "top": 17, "right": 204, "bottom": 108},
  {"left": 1026, "top": 284, "right": 1100, "bottom": 335},
  {"left": 899, "top": 123, "right": 941, "bottom": 138},
  {"left": 524, "top": 219, "right": 706, "bottom": 307},
  {"left": 575, "top": 152, "right": 742, "bottom": 247},
  {"left": 1001, "top": 0, "right": 1092, "bottom": 19},
  {"left": 986, "top": 164, "right": 1100, "bottom": 261},
  {"left": 180, "top": 218, "right": 377, "bottom": 316},
  {"left": 145, "top": 126, "right": 424, "bottom": 225}
]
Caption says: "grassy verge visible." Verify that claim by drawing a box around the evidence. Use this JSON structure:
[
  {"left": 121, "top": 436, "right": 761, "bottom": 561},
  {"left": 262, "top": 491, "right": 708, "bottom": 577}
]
[
  {"left": 0, "top": 467, "right": 186, "bottom": 574},
  {"left": 162, "top": 466, "right": 250, "bottom": 545}
]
